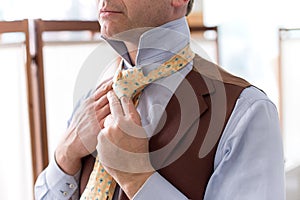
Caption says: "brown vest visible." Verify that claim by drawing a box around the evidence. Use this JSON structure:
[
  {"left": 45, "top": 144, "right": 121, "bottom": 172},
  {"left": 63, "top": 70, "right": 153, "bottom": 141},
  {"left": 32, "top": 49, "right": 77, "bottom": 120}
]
[{"left": 79, "top": 55, "right": 251, "bottom": 199}]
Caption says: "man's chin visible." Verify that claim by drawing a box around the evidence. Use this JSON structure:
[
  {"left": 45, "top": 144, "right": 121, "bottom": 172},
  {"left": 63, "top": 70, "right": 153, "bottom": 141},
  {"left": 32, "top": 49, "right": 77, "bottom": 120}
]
[{"left": 100, "top": 27, "right": 126, "bottom": 41}]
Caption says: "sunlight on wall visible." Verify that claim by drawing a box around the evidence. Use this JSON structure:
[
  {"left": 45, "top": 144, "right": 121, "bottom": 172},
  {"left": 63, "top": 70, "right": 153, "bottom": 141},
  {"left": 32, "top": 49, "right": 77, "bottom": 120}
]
[
  {"left": 0, "top": 0, "right": 97, "bottom": 20},
  {"left": 0, "top": 44, "right": 33, "bottom": 200},
  {"left": 281, "top": 38, "right": 300, "bottom": 169},
  {"left": 202, "top": 1, "right": 300, "bottom": 197}
]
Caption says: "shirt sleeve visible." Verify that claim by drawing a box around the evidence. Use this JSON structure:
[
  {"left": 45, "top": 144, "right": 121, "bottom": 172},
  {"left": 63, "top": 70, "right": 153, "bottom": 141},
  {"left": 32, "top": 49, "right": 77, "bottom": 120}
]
[
  {"left": 132, "top": 172, "right": 188, "bottom": 200},
  {"left": 34, "top": 156, "right": 81, "bottom": 200},
  {"left": 34, "top": 91, "right": 92, "bottom": 200},
  {"left": 204, "top": 87, "right": 285, "bottom": 200}
]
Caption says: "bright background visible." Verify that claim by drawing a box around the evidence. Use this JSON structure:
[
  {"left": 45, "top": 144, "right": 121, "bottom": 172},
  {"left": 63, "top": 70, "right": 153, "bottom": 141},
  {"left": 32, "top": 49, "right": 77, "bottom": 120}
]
[{"left": 1, "top": 0, "right": 300, "bottom": 199}]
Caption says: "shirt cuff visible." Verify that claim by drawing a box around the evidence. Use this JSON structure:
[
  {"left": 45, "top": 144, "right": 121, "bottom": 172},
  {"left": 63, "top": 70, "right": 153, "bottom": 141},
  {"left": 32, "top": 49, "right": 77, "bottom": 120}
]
[
  {"left": 45, "top": 158, "right": 80, "bottom": 199},
  {"left": 132, "top": 172, "right": 188, "bottom": 200}
]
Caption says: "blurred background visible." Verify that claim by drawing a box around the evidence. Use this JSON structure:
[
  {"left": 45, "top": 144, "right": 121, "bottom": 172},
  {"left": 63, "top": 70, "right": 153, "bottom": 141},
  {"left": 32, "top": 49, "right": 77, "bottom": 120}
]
[{"left": 0, "top": 0, "right": 300, "bottom": 199}]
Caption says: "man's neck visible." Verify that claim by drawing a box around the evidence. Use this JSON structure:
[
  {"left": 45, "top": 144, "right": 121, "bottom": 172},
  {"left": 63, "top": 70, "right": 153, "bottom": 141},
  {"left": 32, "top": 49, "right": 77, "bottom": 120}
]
[{"left": 124, "top": 41, "right": 138, "bottom": 66}]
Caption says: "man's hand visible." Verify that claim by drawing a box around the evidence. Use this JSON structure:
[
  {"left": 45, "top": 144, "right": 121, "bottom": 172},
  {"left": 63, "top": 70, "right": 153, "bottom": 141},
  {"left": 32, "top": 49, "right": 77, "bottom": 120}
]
[
  {"left": 55, "top": 79, "right": 112, "bottom": 175},
  {"left": 97, "top": 91, "right": 154, "bottom": 199}
]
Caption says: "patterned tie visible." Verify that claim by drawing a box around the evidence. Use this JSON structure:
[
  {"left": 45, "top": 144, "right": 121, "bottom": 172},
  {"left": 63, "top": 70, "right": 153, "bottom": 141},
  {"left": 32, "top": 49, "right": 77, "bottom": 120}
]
[{"left": 80, "top": 44, "right": 195, "bottom": 200}]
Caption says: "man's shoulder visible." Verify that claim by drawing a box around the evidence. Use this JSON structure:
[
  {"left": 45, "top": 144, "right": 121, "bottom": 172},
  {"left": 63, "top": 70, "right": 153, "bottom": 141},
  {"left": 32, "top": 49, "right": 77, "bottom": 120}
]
[
  {"left": 238, "top": 86, "right": 275, "bottom": 108},
  {"left": 189, "top": 55, "right": 277, "bottom": 112},
  {"left": 192, "top": 54, "right": 251, "bottom": 89}
]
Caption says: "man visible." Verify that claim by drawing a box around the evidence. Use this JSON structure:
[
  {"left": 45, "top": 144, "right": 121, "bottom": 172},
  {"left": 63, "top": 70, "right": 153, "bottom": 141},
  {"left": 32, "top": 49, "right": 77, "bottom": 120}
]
[{"left": 35, "top": 0, "right": 285, "bottom": 199}]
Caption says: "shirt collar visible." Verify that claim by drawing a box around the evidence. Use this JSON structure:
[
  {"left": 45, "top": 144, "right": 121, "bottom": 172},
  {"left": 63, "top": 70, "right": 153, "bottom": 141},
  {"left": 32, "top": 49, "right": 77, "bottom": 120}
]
[{"left": 102, "top": 17, "right": 191, "bottom": 74}]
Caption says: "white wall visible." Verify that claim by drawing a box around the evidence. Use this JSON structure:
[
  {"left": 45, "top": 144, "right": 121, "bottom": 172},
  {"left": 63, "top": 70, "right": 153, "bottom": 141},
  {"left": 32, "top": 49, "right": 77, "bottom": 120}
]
[{"left": 0, "top": 44, "right": 33, "bottom": 200}]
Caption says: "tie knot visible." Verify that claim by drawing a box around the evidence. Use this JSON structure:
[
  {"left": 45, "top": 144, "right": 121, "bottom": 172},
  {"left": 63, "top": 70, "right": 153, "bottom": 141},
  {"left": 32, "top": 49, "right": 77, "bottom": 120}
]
[{"left": 113, "top": 45, "right": 195, "bottom": 103}]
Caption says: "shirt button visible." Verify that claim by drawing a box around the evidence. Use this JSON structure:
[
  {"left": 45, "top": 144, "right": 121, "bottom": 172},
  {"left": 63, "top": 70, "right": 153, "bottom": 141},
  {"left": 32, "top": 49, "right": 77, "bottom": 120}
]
[
  {"left": 62, "top": 191, "right": 68, "bottom": 196},
  {"left": 69, "top": 184, "right": 75, "bottom": 189}
]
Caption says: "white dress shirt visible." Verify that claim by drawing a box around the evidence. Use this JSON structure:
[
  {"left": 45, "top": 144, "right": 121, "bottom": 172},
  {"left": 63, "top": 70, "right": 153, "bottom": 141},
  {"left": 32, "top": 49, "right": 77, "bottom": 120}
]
[{"left": 35, "top": 17, "right": 285, "bottom": 200}]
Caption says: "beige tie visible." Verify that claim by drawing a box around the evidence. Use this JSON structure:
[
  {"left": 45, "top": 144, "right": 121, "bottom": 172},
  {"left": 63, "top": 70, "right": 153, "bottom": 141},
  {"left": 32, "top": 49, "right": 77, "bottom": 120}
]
[{"left": 80, "top": 44, "right": 195, "bottom": 200}]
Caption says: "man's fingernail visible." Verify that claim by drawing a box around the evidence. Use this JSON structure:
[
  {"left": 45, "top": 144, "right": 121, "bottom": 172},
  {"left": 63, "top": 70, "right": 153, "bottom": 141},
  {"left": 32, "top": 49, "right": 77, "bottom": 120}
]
[
  {"left": 122, "top": 96, "right": 128, "bottom": 103},
  {"left": 107, "top": 91, "right": 112, "bottom": 98}
]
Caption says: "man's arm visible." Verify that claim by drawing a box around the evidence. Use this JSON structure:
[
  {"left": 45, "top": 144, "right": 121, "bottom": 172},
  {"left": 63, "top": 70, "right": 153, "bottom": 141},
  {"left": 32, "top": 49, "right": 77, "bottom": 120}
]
[
  {"left": 132, "top": 172, "right": 188, "bottom": 200},
  {"left": 204, "top": 87, "right": 285, "bottom": 200},
  {"left": 35, "top": 79, "right": 113, "bottom": 200},
  {"left": 34, "top": 158, "right": 80, "bottom": 200}
]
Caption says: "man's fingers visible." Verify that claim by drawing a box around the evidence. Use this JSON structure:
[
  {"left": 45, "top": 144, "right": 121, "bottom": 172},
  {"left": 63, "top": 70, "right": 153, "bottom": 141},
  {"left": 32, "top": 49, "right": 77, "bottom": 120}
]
[
  {"left": 107, "top": 91, "right": 123, "bottom": 117},
  {"left": 96, "top": 103, "right": 110, "bottom": 124},
  {"left": 103, "top": 114, "right": 114, "bottom": 128},
  {"left": 121, "top": 97, "right": 141, "bottom": 125},
  {"left": 120, "top": 97, "right": 131, "bottom": 116},
  {"left": 94, "top": 79, "right": 113, "bottom": 100},
  {"left": 95, "top": 94, "right": 109, "bottom": 110}
]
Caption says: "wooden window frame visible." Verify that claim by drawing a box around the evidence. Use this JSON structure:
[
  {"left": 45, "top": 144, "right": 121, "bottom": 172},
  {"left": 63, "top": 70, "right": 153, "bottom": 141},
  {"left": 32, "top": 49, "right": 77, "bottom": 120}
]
[
  {"left": 0, "top": 19, "right": 38, "bottom": 182},
  {"left": 278, "top": 28, "right": 300, "bottom": 131}
]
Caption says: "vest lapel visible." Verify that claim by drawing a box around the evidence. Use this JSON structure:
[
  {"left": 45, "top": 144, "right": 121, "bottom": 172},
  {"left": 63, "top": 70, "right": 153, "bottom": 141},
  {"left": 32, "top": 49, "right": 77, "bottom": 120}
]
[{"left": 148, "top": 67, "right": 215, "bottom": 171}]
